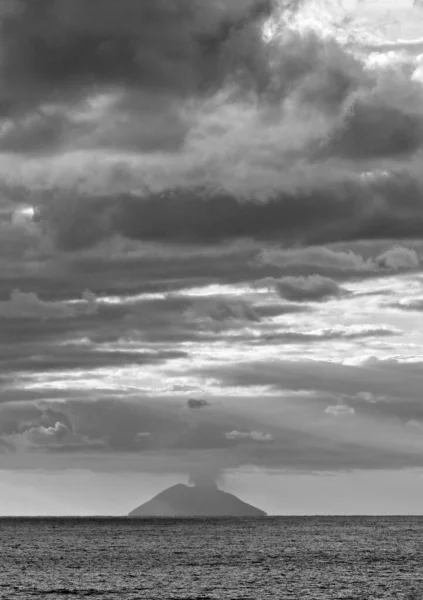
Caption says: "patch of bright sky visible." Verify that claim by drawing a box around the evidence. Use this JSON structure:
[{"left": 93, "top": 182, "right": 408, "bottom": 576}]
[
  {"left": 174, "top": 284, "right": 255, "bottom": 298},
  {"left": 277, "top": 0, "right": 423, "bottom": 44},
  {"left": 269, "top": 0, "right": 423, "bottom": 90}
]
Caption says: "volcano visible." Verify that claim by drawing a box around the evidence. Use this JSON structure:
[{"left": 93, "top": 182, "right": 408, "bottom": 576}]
[{"left": 128, "top": 483, "right": 266, "bottom": 517}]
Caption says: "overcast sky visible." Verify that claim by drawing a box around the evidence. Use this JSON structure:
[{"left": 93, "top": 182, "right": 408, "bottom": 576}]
[{"left": 2, "top": 0, "right": 423, "bottom": 516}]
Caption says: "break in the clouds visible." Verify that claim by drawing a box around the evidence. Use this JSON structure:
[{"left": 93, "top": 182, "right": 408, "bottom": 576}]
[{"left": 2, "top": 0, "right": 423, "bottom": 514}]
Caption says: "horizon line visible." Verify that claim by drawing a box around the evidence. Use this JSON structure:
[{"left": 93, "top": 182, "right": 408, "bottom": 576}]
[{"left": 2, "top": 514, "right": 423, "bottom": 518}]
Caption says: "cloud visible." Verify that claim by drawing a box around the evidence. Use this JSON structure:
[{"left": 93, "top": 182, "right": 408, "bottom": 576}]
[
  {"left": 225, "top": 430, "right": 274, "bottom": 441},
  {"left": 0, "top": 398, "right": 178, "bottom": 453},
  {"left": 187, "top": 296, "right": 260, "bottom": 323},
  {"left": 325, "top": 404, "right": 356, "bottom": 417},
  {"left": 0, "top": 288, "right": 268, "bottom": 347},
  {"left": 0, "top": 0, "right": 277, "bottom": 161},
  {"left": 0, "top": 4, "right": 421, "bottom": 252},
  {"left": 3, "top": 1, "right": 423, "bottom": 484},
  {"left": 0, "top": 344, "right": 187, "bottom": 373},
  {"left": 254, "top": 302, "right": 311, "bottom": 317},
  {"left": 388, "top": 298, "right": 423, "bottom": 312},
  {"left": 0, "top": 110, "right": 77, "bottom": 155},
  {"left": 323, "top": 71, "right": 423, "bottom": 159},
  {"left": 0, "top": 395, "right": 265, "bottom": 457},
  {"left": 273, "top": 274, "right": 345, "bottom": 302},
  {"left": 2, "top": 382, "right": 423, "bottom": 472},
  {"left": 246, "top": 325, "right": 401, "bottom": 346},
  {"left": 0, "top": 290, "right": 97, "bottom": 319},
  {"left": 28, "top": 421, "right": 69, "bottom": 442},
  {"left": 256, "top": 245, "right": 375, "bottom": 276},
  {"left": 0, "top": 0, "right": 274, "bottom": 116},
  {"left": 255, "top": 243, "right": 422, "bottom": 279},
  {"left": 187, "top": 398, "right": 210, "bottom": 409},
  {"left": 35, "top": 166, "right": 423, "bottom": 252},
  {"left": 200, "top": 357, "right": 423, "bottom": 402},
  {"left": 2, "top": 420, "right": 87, "bottom": 452},
  {"left": 375, "top": 245, "right": 420, "bottom": 270}
]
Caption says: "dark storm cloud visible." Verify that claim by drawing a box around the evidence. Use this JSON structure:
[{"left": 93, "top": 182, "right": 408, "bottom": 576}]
[
  {"left": 0, "top": 3, "right": 421, "bottom": 249},
  {"left": 321, "top": 73, "right": 423, "bottom": 159},
  {"left": 0, "top": 0, "right": 366, "bottom": 155},
  {"left": 0, "top": 0, "right": 274, "bottom": 115},
  {"left": 115, "top": 169, "right": 423, "bottom": 248},
  {"left": 0, "top": 0, "right": 284, "bottom": 159},
  {"left": 34, "top": 165, "right": 423, "bottom": 252},
  {"left": 0, "top": 3, "right": 421, "bottom": 258}
]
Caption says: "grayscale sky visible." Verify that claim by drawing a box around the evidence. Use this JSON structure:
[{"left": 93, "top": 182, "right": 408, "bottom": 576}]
[{"left": 2, "top": 0, "right": 423, "bottom": 515}]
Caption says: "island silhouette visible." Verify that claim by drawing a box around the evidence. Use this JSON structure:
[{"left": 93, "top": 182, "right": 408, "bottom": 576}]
[{"left": 128, "top": 482, "right": 267, "bottom": 517}]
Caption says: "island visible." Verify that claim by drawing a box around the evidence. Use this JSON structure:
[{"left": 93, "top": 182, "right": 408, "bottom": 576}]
[{"left": 128, "top": 482, "right": 267, "bottom": 517}]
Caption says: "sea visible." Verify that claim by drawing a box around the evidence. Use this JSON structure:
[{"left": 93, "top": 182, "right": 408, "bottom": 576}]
[{"left": 1, "top": 517, "right": 423, "bottom": 599}]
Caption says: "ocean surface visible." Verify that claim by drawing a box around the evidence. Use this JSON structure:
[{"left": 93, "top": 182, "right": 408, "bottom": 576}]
[{"left": 1, "top": 516, "right": 423, "bottom": 599}]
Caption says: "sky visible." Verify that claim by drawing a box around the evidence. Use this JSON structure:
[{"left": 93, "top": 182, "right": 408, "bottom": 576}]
[{"left": 2, "top": 0, "right": 423, "bottom": 516}]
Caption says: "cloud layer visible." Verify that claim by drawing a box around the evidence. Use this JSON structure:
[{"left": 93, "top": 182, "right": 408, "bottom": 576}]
[
  {"left": 0, "top": 1, "right": 422, "bottom": 253},
  {"left": 2, "top": 0, "right": 423, "bottom": 489}
]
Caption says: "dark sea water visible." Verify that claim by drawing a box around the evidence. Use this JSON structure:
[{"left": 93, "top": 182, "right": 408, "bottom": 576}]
[{"left": 1, "top": 517, "right": 423, "bottom": 599}]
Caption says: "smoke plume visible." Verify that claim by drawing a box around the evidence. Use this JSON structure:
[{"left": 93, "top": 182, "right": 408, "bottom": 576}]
[{"left": 188, "top": 465, "right": 225, "bottom": 489}]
